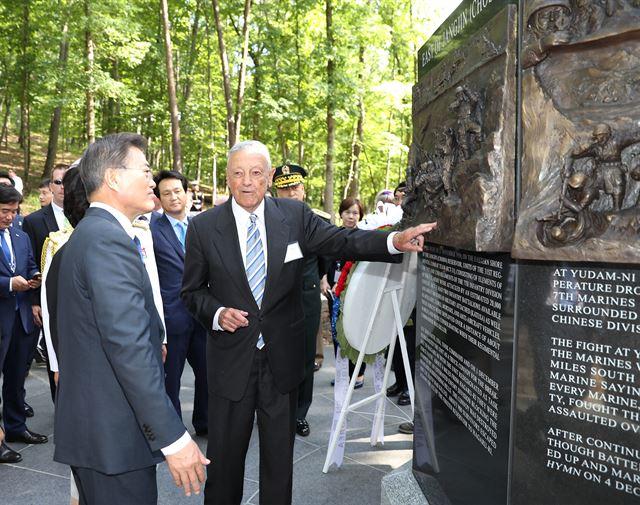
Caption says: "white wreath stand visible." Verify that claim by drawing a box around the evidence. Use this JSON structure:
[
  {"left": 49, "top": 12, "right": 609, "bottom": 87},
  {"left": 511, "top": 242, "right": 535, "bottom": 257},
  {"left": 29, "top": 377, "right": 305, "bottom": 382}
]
[{"left": 323, "top": 263, "right": 415, "bottom": 473}]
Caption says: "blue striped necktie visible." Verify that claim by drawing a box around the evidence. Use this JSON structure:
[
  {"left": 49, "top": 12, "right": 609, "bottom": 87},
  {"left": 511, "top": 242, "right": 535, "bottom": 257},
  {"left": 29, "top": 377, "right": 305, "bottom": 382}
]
[
  {"left": 176, "top": 221, "right": 186, "bottom": 251},
  {"left": 0, "top": 231, "right": 14, "bottom": 272},
  {"left": 246, "top": 214, "right": 266, "bottom": 349}
]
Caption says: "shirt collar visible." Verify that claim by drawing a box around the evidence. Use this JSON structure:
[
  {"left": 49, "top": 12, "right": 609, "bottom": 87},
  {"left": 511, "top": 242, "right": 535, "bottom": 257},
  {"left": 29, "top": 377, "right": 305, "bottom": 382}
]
[
  {"left": 90, "top": 202, "right": 136, "bottom": 240},
  {"left": 231, "top": 197, "right": 265, "bottom": 227},
  {"left": 165, "top": 213, "right": 188, "bottom": 229},
  {"left": 51, "top": 202, "right": 64, "bottom": 214}
]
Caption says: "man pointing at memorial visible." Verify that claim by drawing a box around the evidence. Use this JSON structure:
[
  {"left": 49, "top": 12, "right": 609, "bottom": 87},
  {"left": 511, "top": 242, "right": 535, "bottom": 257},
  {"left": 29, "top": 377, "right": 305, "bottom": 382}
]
[{"left": 181, "top": 139, "right": 436, "bottom": 505}]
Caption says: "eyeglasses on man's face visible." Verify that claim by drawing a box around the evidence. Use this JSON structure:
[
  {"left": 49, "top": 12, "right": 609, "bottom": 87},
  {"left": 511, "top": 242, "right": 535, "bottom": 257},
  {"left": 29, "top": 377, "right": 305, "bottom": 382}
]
[
  {"left": 118, "top": 165, "right": 154, "bottom": 181},
  {"left": 51, "top": 179, "right": 64, "bottom": 186}
]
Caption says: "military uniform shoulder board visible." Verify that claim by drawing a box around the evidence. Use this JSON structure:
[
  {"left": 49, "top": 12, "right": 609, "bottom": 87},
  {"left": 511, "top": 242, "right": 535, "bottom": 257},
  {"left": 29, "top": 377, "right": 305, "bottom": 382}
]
[{"left": 312, "top": 208, "right": 331, "bottom": 221}]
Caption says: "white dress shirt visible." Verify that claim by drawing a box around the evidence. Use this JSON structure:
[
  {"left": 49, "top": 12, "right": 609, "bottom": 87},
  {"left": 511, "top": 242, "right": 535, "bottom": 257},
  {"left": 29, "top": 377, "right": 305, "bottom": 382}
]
[
  {"left": 51, "top": 202, "right": 67, "bottom": 231},
  {"left": 165, "top": 214, "right": 189, "bottom": 247},
  {"left": 90, "top": 203, "right": 190, "bottom": 456}
]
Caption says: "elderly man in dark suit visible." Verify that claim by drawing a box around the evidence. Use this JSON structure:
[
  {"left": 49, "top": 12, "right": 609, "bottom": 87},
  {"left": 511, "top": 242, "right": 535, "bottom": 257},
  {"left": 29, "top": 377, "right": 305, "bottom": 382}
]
[
  {"left": 151, "top": 170, "right": 208, "bottom": 436},
  {"left": 54, "top": 133, "right": 208, "bottom": 505},
  {"left": 0, "top": 186, "right": 45, "bottom": 463},
  {"left": 181, "top": 140, "right": 436, "bottom": 505}
]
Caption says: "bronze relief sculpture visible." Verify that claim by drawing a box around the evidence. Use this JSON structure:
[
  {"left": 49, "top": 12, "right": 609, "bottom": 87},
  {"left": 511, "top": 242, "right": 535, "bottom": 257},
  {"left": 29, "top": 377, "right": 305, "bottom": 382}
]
[
  {"left": 406, "top": 5, "right": 517, "bottom": 252},
  {"left": 513, "top": 0, "right": 640, "bottom": 263}
]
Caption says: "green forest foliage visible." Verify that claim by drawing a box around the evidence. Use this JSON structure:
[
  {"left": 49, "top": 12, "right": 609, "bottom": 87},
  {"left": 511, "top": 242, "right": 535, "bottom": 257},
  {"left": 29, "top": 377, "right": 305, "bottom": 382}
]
[{"left": 0, "top": 0, "right": 447, "bottom": 213}]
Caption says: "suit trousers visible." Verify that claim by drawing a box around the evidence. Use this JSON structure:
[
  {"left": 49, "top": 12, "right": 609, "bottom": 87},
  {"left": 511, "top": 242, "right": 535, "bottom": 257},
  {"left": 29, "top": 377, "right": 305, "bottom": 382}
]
[
  {"left": 391, "top": 313, "right": 416, "bottom": 391},
  {"left": 71, "top": 465, "right": 157, "bottom": 505},
  {"left": 296, "top": 286, "right": 321, "bottom": 420},
  {"left": 204, "top": 348, "right": 297, "bottom": 505},
  {"left": 3, "top": 310, "right": 33, "bottom": 435},
  {"left": 164, "top": 325, "right": 208, "bottom": 433},
  {"left": 24, "top": 329, "right": 56, "bottom": 402}
]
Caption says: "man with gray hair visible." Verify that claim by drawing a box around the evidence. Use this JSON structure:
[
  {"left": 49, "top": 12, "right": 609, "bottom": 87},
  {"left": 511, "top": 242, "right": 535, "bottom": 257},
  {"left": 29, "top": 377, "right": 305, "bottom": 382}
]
[
  {"left": 182, "top": 139, "right": 436, "bottom": 504},
  {"left": 54, "top": 133, "right": 208, "bottom": 504}
]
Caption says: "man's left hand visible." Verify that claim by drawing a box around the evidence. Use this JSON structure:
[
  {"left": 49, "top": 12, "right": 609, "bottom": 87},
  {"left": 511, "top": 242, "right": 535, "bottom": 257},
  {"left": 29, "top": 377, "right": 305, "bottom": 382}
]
[
  {"left": 28, "top": 274, "right": 42, "bottom": 289},
  {"left": 32, "top": 305, "right": 42, "bottom": 327},
  {"left": 392, "top": 222, "right": 437, "bottom": 253}
]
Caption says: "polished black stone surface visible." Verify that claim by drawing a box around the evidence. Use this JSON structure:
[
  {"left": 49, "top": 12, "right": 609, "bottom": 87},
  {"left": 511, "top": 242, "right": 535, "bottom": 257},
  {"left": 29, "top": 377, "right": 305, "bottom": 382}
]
[
  {"left": 413, "top": 244, "right": 515, "bottom": 505},
  {"left": 512, "top": 261, "right": 640, "bottom": 505}
]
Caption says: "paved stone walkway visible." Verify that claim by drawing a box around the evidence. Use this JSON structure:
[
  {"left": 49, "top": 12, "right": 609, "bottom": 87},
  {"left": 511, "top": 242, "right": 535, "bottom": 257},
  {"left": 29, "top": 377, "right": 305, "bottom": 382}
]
[{"left": 0, "top": 346, "right": 413, "bottom": 504}]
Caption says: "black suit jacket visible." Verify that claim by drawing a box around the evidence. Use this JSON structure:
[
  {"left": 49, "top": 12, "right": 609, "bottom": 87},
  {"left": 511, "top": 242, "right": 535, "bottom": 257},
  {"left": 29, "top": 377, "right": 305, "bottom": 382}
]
[
  {"left": 53, "top": 207, "right": 185, "bottom": 474},
  {"left": 181, "top": 197, "right": 398, "bottom": 401},
  {"left": 23, "top": 204, "right": 58, "bottom": 270},
  {"left": 23, "top": 204, "right": 58, "bottom": 305}
]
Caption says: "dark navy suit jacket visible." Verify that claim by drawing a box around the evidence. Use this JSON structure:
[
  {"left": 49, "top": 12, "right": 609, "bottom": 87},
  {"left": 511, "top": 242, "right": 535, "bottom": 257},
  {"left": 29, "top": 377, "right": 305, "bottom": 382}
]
[
  {"left": 0, "top": 226, "right": 38, "bottom": 337},
  {"left": 54, "top": 207, "right": 185, "bottom": 474},
  {"left": 150, "top": 213, "right": 201, "bottom": 337}
]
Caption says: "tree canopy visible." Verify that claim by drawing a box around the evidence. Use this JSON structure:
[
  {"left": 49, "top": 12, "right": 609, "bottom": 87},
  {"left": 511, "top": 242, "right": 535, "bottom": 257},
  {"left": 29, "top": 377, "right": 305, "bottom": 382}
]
[{"left": 0, "top": 0, "right": 452, "bottom": 214}]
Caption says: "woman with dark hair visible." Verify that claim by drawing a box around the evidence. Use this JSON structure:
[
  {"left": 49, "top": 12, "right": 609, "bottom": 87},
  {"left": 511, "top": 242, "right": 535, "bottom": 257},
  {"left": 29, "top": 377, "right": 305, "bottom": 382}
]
[{"left": 320, "top": 197, "right": 367, "bottom": 387}]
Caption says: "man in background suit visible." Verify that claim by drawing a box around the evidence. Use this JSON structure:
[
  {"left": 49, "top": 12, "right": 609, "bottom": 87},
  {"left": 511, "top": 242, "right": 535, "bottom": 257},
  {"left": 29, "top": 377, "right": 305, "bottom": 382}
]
[
  {"left": 54, "top": 133, "right": 208, "bottom": 504},
  {"left": 23, "top": 164, "right": 69, "bottom": 267},
  {"left": 0, "top": 186, "right": 46, "bottom": 462},
  {"left": 151, "top": 170, "right": 208, "bottom": 436},
  {"left": 0, "top": 173, "right": 23, "bottom": 230},
  {"left": 181, "top": 140, "right": 436, "bottom": 504},
  {"left": 22, "top": 163, "right": 69, "bottom": 402}
]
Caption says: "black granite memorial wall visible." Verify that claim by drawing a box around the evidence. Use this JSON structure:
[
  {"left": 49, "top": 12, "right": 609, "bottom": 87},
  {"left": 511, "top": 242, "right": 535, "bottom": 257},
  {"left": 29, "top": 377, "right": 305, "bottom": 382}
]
[
  {"left": 413, "top": 244, "right": 515, "bottom": 505},
  {"left": 512, "top": 262, "right": 640, "bottom": 504},
  {"left": 410, "top": 1, "right": 640, "bottom": 505}
]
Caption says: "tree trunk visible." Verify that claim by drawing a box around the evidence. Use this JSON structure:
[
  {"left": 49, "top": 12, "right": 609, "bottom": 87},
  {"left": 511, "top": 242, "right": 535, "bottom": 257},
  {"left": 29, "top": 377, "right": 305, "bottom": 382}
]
[
  {"left": 205, "top": 10, "right": 216, "bottom": 180},
  {"left": 0, "top": 96, "right": 10, "bottom": 149},
  {"left": 160, "top": 0, "right": 183, "bottom": 172},
  {"left": 23, "top": 103, "right": 31, "bottom": 182},
  {"left": 233, "top": 0, "right": 252, "bottom": 144},
  {"left": 105, "top": 58, "right": 120, "bottom": 133},
  {"left": 248, "top": 49, "right": 261, "bottom": 139},
  {"left": 18, "top": 0, "right": 30, "bottom": 150},
  {"left": 295, "top": 0, "right": 303, "bottom": 165},
  {"left": 323, "top": 0, "right": 335, "bottom": 222},
  {"left": 211, "top": 0, "right": 235, "bottom": 147},
  {"left": 196, "top": 146, "right": 202, "bottom": 182},
  {"left": 345, "top": 45, "right": 365, "bottom": 199},
  {"left": 43, "top": 20, "right": 70, "bottom": 178},
  {"left": 182, "top": 0, "right": 201, "bottom": 106},
  {"left": 85, "top": 0, "right": 95, "bottom": 144}
]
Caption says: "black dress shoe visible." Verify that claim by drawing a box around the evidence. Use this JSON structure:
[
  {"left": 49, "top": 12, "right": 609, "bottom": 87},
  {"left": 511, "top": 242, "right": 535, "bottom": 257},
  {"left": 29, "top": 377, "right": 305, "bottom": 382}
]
[
  {"left": 397, "top": 391, "right": 411, "bottom": 406},
  {"left": 24, "top": 403, "right": 34, "bottom": 418},
  {"left": 386, "top": 382, "right": 402, "bottom": 397},
  {"left": 398, "top": 422, "right": 414, "bottom": 434},
  {"left": 5, "top": 429, "right": 48, "bottom": 445},
  {"left": 0, "top": 442, "right": 22, "bottom": 463},
  {"left": 296, "top": 419, "right": 310, "bottom": 437}
]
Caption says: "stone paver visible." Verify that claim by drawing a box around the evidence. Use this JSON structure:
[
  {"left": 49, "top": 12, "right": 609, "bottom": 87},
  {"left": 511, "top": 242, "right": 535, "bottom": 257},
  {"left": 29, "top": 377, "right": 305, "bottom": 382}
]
[{"left": 0, "top": 346, "right": 413, "bottom": 504}]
